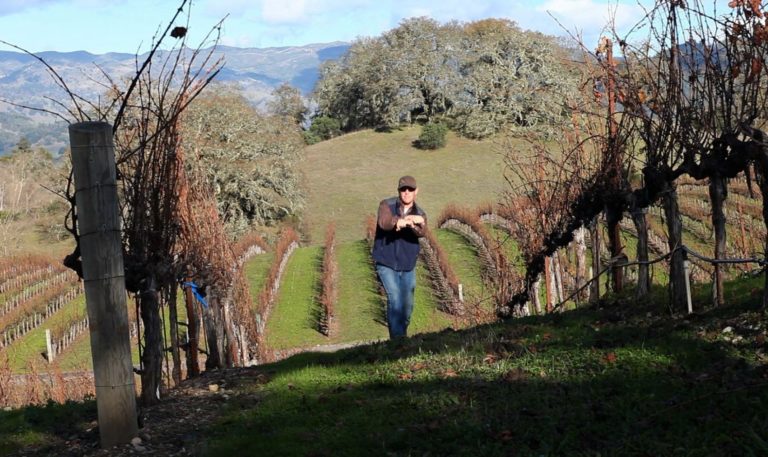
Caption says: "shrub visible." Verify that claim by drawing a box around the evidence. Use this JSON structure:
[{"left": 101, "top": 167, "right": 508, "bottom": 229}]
[
  {"left": 303, "top": 131, "right": 321, "bottom": 145},
  {"left": 416, "top": 122, "right": 448, "bottom": 150},
  {"left": 306, "top": 116, "right": 342, "bottom": 143}
]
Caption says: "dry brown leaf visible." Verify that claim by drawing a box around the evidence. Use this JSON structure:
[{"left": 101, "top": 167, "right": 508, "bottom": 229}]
[
  {"left": 483, "top": 353, "right": 499, "bottom": 364},
  {"left": 442, "top": 369, "right": 458, "bottom": 378}
]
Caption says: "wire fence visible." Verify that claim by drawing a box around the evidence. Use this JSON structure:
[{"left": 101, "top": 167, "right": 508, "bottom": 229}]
[{"left": 552, "top": 243, "right": 766, "bottom": 313}]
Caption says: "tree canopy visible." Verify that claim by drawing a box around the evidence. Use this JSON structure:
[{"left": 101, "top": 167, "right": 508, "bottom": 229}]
[
  {"left": 182, "top": 88, "right": 305, "bottom": 236},
  {"left": 312, "top": 17, "right": 579, "bottom": 138}
]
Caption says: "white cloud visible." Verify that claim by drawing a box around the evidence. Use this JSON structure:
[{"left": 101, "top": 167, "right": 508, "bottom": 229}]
[
  {"left": 537, "top": 0, "right": 646, "bottom": 35},
  {"left": 220, "top": 33, "right": 257, "bottom": 48},
  {"left": 0, "top": 0, "right": 60, "bottom": 16},
  {"left": 202, "top": 0, "right": 253, "bottom": 17},
  {"left": 261, "top": 0, "right": 308, "bottom": 23}
]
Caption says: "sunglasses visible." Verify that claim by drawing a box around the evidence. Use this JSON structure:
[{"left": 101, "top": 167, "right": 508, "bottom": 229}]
[{"left": 399, "top": 187, "right": 416, "bottom": 192}]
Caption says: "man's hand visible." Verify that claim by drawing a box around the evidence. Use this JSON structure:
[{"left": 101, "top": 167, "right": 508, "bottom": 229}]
[
  {"left": 405, "top": 215, "right": 424, "bottom": 226},
  {"left": 395, "top": 218, "right": 411, "bottom": 231}
]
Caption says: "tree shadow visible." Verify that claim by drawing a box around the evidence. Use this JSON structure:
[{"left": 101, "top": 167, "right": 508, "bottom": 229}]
[{"left": 210, "top": 301, "right": 768, "bottom": 455}]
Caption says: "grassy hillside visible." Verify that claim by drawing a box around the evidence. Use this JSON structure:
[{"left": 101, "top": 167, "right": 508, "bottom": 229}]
[
  {"left": 257, "top": 240, "right": 458, "bottom": 353},
  {"left": 300, "top": 126, "right": 510, "bottom": 244},
  {"left": 5, "top": 276, "right": 767, "bottom": 456}
]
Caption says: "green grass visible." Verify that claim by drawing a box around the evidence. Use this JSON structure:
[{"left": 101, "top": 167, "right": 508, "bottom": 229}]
[
  {"left": 410, "top": 262, "right": 454, "bottom": 335},
  {"left": 264, "top": 246, "right": 327, "bottom": 350},
  {"left": 0, "top": 399, "right": 97, "bottom": 456},
  {"left": 334, "top": 241, "right": 388, "bottom": 342},
  {"left": 5, "top": 274, "right": 768, "bottom": 456},
  {"left": 244, "top": 252, "right": 273, "bottom": 307},
  {"left": 50, "top": 291, "right": 189, "bottom": 372},
  {"left": 434, "top": 228, "right": 485, "bottom": 304},
  {"left": 263, "top": 241, "right": 456, "bottom": 350},
  {"left": 6, "top": 295, "right": 86, "bottom": 371},
  {"left": 300, "top": 126, "right": 510, "bottom": 244},
  {"left": 198, "top": 284, "right": 768, "bottom": 457},
  {"left": 485, "top": 224, "right": 523, "bottom": 270}
]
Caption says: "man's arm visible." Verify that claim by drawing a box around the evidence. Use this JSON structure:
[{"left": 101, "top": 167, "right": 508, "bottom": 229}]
[{"left": 377, "top": 199, "right": 401, "bottom": 231}]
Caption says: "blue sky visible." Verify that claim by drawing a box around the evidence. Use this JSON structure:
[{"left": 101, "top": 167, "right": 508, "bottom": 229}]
[{"left": 0, "top": 0, "right": 730, "bottom": 55}]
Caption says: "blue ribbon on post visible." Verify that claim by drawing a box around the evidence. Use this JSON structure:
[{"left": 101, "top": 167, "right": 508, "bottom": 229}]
[{"left": 182, "top": 281, "right": 208, "bottom": 308}]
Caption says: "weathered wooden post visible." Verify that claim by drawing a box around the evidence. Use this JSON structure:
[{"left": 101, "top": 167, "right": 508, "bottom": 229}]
[
  {"left": 69, "top": 121, "right": 138, "bottom": 447},
  {"left": 45, "top": 329, "right": 53, "bottom": 363},
  {"left": 683, "top": 259, "right": 693, "bottom": 315}
]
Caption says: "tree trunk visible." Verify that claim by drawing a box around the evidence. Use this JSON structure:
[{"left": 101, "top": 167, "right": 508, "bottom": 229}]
[
  {"left": 168, "top": 286, "right": 182, "bottom": 385},
  {"left": 202, "top": 291, "right": 223, "bottom": 370},
  {"left": 662, "top": 184, "right": 687, "bottom": 312},
  {"left": 139, "top": 275, "right": 163, "bottom": 406},
  {"left": 606, "top": 204, "right": 624, "bottom": 293},
  {"left": 708, "top": 174, "right": 727, "bottom": 307},
  {"left": 756, "top": 163, "right": 768, "bottom": 309},
  {"left": 183, "top": 277, "right": 200, "bottom": 377},
  {"left": 589, "top": 218, "right": 601, "bottom": 302},
  {"left": 210, "top": 292, "right": 228, "bottom": 368},
  {"left": 220, "top": 294, "right": 238, "bottom": 368},
  {"left": 631, "top": 207, "right": 650, "bottom": 299}
]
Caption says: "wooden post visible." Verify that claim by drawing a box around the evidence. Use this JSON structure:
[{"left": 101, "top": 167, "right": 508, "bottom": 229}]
[
  {"left": 544, "top": 256, "right": 553, "bottom": 313},
  {"left": 589, "top": 220, "right": 601, "bottom": 302},
  {"left": 168, "top": 286, "right": 182, "bottom": 386},
  {"left": 45, "top": 329, "right": 53, "bottom": 363},
  {"left": 69, "top": 121, "right": 138, "bottom": 448},
  {"left": 684, "top": 259, "right": 693, "bottom": 314}
]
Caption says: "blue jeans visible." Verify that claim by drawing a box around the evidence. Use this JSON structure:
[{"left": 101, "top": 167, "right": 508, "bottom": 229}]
[{"left": 376, "top": 264, "right": 416, "bottom": 339}]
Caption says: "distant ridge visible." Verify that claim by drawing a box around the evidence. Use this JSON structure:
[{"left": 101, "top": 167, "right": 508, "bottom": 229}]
[{"left": 0, "top": 41, "right": 350, "bottom": 155}]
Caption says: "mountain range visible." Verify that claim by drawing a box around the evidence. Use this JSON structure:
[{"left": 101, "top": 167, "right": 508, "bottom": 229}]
[{"left": 0, "top": 42, "right": 350, "bottom": 156}]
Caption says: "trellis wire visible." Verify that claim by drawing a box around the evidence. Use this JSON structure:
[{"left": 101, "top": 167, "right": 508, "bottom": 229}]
[{"left": 552, "top": 244, "right": 766, "bottom": 312}]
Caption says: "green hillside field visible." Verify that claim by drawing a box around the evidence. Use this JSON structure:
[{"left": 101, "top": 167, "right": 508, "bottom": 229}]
[{"left": 300, "top": 126, "right": 512, "bottom": 244}]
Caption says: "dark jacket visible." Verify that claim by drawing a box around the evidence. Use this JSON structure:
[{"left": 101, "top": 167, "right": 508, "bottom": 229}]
[{"left": 372, "top": 197, "right": 427, "bottom": 271}]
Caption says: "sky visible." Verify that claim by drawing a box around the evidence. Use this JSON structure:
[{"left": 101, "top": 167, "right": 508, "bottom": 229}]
[{"left": 0, "top": 0, "right": 731, "bottom": 55}]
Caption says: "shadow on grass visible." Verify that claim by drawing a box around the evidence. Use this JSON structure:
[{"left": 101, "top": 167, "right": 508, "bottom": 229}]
[
  {"left": 207, "top": 297, "right": 768, "bottom": 456},
  {"left": 7, "top": 277, "right": 768, "bottom": 456},
  {"left": 0, "top": 400, "right": 97, "bottom": 455}
]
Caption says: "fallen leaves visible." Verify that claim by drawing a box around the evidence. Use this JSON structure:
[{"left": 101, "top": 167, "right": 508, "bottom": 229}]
[
  {"left": 482, "top": 353, "right": 499, "bottom": 364},
  {"left": 603, "top": 352, "right": 618, "bottom": 365},
  {"left": 441, "top": 369, "right": 458, "bottom": 379},
  {"left": 410, "top": 362, "right": 426, "bottom": 371}
]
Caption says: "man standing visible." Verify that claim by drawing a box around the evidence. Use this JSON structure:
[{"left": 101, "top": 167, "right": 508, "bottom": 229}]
[{"left": 372, "top": 176, "right": 427, "bottom": 339}]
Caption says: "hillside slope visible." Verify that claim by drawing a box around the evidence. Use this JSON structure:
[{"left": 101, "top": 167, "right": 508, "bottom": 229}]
[{"left": 300, "top": 126, "right": 510, "bottom": 244}]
